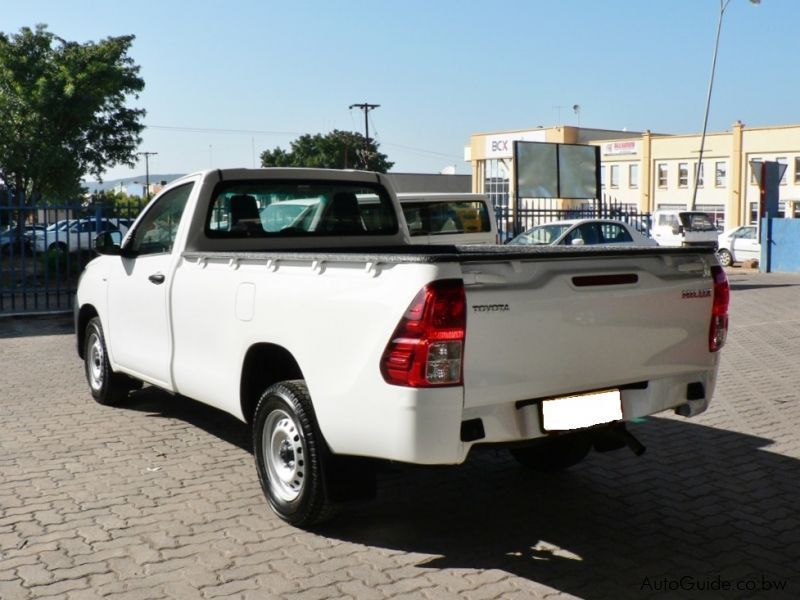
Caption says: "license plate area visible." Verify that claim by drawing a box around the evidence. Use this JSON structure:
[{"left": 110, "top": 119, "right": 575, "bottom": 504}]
[{"left": 541, "top": 389, "right": 622, "bottom": 432}]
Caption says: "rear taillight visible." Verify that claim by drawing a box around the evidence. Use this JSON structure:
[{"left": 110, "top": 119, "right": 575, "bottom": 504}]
[
  {"left": 380, "top": 279, "right": 466, "bottom": 387},
  {"left": 709, "top": 265, "right": 729, "bottom": 352}
]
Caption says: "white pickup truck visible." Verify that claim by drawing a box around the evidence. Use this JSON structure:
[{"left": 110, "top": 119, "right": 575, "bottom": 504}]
[{"left": 75, "top": 168, "right": 729, "bottom": 527}]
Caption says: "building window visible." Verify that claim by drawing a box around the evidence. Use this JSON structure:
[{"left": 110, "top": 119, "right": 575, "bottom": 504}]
[
  {"left": 484, "top": 159, "right": 509, "bottom": 209},
  {"left": 777, "top": 157, "right": 788, "bottom": 185},
  {"left": 715, "top": 161, "right": 727, "bottom": 187},
  {"left": 750, "top": 158, "right": 763, "bottom": 184},
  {"left": 629, "top": 164, "right": 639, "bottom": 189},
  {"left": 694, "top": 162, "right": 704, "bottom": 188},
  {"left": 609, "top": 164, "right": 619, "bottom": 188},
  {"left": 657, "top": 163, "right": 668, "bottom": 188},
  {"left": 795, "top": 157, "right": 800, "bottom": 185},
  {"left": 678, "top": 163, "right": 689, "bottom": 188}
]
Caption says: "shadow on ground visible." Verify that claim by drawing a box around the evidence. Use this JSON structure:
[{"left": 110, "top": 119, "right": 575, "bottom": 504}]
[
  {"left": 117, "top": 385, "right": 798, "bottom": 599},
  {"left": 0, "top": 314, "right": 73, "bottom": 338}
]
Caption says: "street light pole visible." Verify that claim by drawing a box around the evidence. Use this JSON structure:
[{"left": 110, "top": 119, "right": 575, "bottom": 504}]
[
  {"left": 137, "top": 151, "right": 158, "bottom": 201},
  {"left": 690, "top": 0, "right": 760, "bottom": 210},
  {"left": 349, "top": 102, "right": 380, "bottom": 167}
]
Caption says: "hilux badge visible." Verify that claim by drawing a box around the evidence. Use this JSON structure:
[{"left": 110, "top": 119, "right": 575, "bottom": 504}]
[{"left": 682, "top": 289, "right": 712, "bottom": 299}]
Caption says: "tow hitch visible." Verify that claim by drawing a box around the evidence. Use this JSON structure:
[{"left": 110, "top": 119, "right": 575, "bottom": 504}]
[{"left": 592, "top": 424, "right": 646, "bottom": 456}]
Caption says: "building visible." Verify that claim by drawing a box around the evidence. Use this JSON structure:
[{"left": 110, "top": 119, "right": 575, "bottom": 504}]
[{"left": 466, "top": 122, "right": 800, "bottom": 228}]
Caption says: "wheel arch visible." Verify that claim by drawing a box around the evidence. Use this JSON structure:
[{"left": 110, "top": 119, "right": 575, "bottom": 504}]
[
  {"left": 76, "top": 304, "right": 99, "bottom": 359},
  {"left": 240, "top": 343, "right": 305, "bottom": 424}
]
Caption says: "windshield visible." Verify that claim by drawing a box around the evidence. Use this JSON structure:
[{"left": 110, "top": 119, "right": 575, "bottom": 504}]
[
  {"left": 401, "top": 200, "right": 491, "bottom": 237},
  {"left": 679, "top": 212, "right": 716, "bottom": 231},
  {"left": 45, "top": 221, "right": 71, "bottom": 232},
  {"left": 509, "top": 223, "right": 572, "bottom": 245}
]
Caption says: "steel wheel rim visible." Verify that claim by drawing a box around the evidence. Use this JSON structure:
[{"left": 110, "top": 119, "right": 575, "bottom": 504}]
[
  {"left": 263, "top": 408, "right": 306, "bottom": 502},
  {"left": 87, "top": 332, "right": 104, "bottom": 391}
]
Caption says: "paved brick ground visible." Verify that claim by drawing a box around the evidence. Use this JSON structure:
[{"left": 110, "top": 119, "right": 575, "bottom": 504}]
[{"left": 1, "top": 267, "right": 798, "bottom": 599}]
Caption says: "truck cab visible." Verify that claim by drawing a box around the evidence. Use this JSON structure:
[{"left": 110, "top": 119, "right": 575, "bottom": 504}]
[{"left": 651, "top": 210, "right": 718, "bottom": 248}]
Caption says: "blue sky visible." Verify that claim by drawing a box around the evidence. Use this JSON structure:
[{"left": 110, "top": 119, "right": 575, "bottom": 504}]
[{"left": 4, "top": 0, "right": 796, "bottom": 181}]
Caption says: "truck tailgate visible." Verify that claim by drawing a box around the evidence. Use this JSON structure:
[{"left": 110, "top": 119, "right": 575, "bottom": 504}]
[{"left": 461, "top": 252, "right": 716, "bottom": 409}]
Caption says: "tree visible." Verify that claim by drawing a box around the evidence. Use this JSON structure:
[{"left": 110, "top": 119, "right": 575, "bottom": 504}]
[
  {"left": 260, "top": 130, "right": 394, "bottom": 173},
  {"left": 0, "top": 25, "right": 145, "bottom": 205}
]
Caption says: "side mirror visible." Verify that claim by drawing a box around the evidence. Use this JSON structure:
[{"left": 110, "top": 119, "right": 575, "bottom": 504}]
[
  {"left": 671, "top": 224, "right": 683, "bottom": 235},
  {"left": 94, "top": 231, "right": 123, "bottom": 255},
  {"left": 570, "top": 238, "right": 585, "bottom": 246}
]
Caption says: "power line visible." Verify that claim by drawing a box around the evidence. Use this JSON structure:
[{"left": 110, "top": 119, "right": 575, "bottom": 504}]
[
  {"left": 145, "top": 124, "right": 301, "bottom": 136},
  {"left": 142, "top": 122, "right": 462, "bottom": 164}
]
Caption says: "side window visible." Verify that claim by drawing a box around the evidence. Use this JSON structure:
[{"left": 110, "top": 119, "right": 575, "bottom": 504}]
[
  {"left": 601, "top": 223, "right": 632, "bottom": 243},
  {"left": 129, "top": 183, "right": 193, "bottom": 256}
]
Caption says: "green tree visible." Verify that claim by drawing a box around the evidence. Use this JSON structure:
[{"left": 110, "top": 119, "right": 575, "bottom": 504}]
[
  {"left": 0, "top": 25, "right": 145, "bottom": 205},
  {"left": 260, "top": 129, "right": 394, "bottom": 172}
]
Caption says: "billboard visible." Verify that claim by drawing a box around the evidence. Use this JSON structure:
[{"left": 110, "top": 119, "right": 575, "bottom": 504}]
[{"left": 514, "top": 141, "right": 599, "bottom": 200}]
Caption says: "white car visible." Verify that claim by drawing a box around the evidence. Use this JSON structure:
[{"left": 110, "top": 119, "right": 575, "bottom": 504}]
[
  {"left": 717, "top": 225, "right": 760, "bottom": 267},
  {"left": 508, "top": 218, "right": 657, "bottom": 247},
  {"left": 33, "top": 218, "right": 131, "bottom": 253}
]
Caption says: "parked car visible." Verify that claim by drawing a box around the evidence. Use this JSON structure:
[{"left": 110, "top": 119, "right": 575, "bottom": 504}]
[
  {"left": 397, "top": 193, "right": 498, "bottom": 245},
  {"left": 651, "top": 210, "right": 718, "bottom": 248},
  {"left": 508, "top": 218, "right": 657, "bottom": 247},
  {"left": 0, "top": 225, "right": 46, "bottom": 255},
  {"left": 717, "top": 225, "right": 759, "bottom": 267},
  {"left": 32, "top": 218, "right": 130, "bottom": 254}
]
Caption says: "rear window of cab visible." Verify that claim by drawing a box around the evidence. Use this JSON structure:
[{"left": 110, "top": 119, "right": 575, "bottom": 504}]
[{"left": 205, "top": 180, "right": 398, "bottom": 237}]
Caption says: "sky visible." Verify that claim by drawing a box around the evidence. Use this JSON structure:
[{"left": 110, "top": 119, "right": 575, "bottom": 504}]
[{"left": 4, "top": 0, "right": 797, "bottom": 182}]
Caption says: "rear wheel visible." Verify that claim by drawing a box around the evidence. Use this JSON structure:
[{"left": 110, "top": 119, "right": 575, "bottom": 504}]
[
  {"left": 84, "top": 317, "right": 136, "bottom": 406},
  {"left": 717, "top": 248, "right": 733, "bottom": 267},
  {"left": 253, "top": 380, "right": 336, "bottom": 527},
  {"left": 510, "top": 434, "right": 592, "bottom": 472}
]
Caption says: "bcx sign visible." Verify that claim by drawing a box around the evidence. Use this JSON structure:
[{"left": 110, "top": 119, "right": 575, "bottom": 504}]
[{"left": 484, "top": 130, "right": 546, "bottom": 159}]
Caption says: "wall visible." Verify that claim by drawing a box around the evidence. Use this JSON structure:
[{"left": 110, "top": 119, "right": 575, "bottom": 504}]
[{"left": 763, "top": 218, "right": 800, "bottom": 273}]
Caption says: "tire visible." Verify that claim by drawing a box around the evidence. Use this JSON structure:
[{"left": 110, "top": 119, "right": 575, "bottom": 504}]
[
  {"left": 510, "top": 434, "right": 592, "bottom": 472},
  {"left": 253, "top": 380, "right": 337, "bottom": 527},
  {"left": 84, "top": 317, "right": 133, "bottom": 406},
  {"left": 717, "top": 248, "right": 733, "bottom": 267}
]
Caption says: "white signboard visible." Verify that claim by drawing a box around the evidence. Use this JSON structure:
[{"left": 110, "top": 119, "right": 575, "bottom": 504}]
[
  {"left": 485, "top": 130, "right": 547, "bottom": 159},
  {"left": 602, "top": 140, "right": 639, "bottom": 156}
]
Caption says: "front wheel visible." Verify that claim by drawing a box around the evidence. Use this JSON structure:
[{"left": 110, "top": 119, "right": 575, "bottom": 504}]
[
  {"left": 253, "top": 380, "right": 336, "bottom": 527},
  {"left": 717, "top": 248, "right": 733, "bottom": 267},
  {"left": 84, "top": 317, "right": 135, "bottom": 406}
]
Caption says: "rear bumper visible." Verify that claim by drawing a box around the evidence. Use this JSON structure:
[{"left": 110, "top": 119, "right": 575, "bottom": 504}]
[
  {"left": 326, "top": 368, "right": 717, "bottom": 466},
  {"left": 459, "top": 369, "right": 716, "bottom": 454}
]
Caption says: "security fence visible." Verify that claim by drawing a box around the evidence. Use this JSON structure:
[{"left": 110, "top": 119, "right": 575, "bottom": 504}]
[
  {"left": 1, "top": 198, "right": 652, "bottom": 316},
  {"left": 494, "top": 200, "right": 652, "bottom": 242},
  {"left": 0, "top": 201, "right": 142, "bottom": 315}
]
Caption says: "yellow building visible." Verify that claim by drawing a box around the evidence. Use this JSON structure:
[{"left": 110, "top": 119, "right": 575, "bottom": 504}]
[{"left": 466, "top": 122, "right": 800, "bottom": 228}]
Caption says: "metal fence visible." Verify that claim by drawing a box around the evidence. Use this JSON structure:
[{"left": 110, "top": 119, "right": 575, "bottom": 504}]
[
  {"left": 1, "top": 197, "right": 652, "bottom": 316},
  {"left": 0, "top": 201, "right": 142, "bottom": 315},
  {"left": 494, "top": 200, "right": 652, "bottom": 242}
]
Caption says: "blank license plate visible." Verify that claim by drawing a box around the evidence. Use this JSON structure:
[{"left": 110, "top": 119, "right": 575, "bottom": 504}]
[{"left": 541, "top": 390, "right": 622, "bottom": 432}]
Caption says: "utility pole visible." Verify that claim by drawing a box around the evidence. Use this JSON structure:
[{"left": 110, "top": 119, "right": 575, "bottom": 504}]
[
  {"left": 349, "top": 102, "right": 380, "bottom": 166},
  {"left": 137, "top": 151, "right": 158, "bottom": 201}
]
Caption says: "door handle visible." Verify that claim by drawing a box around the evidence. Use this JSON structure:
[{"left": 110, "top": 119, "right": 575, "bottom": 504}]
[{"left": 148, "top": 273, "right": 166, "bottom": 285}]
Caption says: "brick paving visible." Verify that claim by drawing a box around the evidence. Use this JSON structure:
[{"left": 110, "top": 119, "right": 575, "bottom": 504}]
[{"left": 1, "top": 267, "right": 798, "bottom": 599}]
